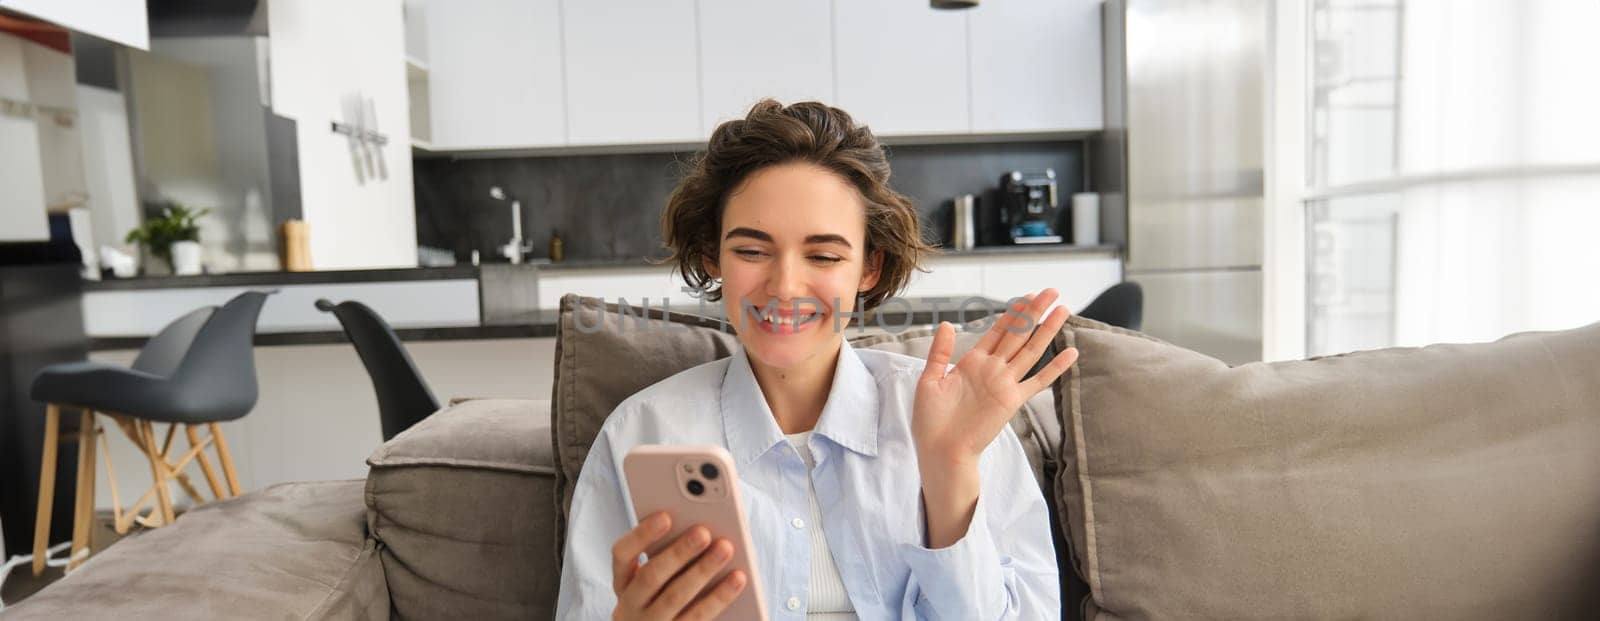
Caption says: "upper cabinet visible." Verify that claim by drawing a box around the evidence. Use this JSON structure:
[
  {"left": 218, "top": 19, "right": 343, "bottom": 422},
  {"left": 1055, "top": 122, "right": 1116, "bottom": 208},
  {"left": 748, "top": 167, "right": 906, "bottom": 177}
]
[
  {"left": 562, "top": 0, "right": 700, "bottom": 145},
  {"left": 697, "top": 0, "right": 833, "bottom": 132},
  {"left": 0, "top": 0, "right": 149, "bottom": 50},
  {"left": 834, "top": 1, "right": 970, "bottom": 136},
  {"left": 426, "top": 0, "right": 565, "bottom": 149},
  {"left": 416, "top": 0, "right": 1102, "bottom": 151},
  {"left": 969, "top": 0, "right": 1102, "bottom": 133}
]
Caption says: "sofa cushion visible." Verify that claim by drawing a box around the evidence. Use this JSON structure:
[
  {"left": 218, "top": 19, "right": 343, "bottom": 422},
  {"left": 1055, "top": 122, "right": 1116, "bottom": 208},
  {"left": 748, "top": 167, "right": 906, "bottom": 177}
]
[
  {"left": 1052, "top": 316, "right": 1600, "bottom": 619},
  {"left": 550, "top": 295, "right": 740, "bottom": 553},
  {"left": 5, "top": 480, "right": 385, "bottom": 620},
  {"left": 549, "top": 293, "right": 1062, "bottom": 563},
  {"left": 366, "top": 398, "right": 557, "bottom": 620}
]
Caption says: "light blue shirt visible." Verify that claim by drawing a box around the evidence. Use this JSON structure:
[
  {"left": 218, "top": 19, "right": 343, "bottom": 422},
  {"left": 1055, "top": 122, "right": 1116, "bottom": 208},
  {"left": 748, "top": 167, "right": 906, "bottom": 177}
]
[{"left": 555, "top": 339, "right": 1059, "bottom": 619}]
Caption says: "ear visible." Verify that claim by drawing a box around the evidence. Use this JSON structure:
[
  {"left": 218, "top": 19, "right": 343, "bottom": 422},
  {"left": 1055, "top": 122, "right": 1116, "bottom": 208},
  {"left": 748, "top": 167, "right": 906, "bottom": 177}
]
[{"left": 858, "top": 250, "right": 883, "bottom": 292}]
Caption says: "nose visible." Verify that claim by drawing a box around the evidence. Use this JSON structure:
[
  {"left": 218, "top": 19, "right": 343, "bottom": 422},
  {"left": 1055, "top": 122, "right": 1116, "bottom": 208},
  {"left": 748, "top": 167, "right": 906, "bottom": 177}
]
[{"left": 765, "top": 254, "right": 805, "bottom": 302}]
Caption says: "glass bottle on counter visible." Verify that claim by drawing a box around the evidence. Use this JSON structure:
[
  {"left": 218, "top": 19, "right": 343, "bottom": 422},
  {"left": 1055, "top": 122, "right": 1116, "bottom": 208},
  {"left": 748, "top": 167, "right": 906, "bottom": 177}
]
[{"left": 549, "top": 229, "right": 564, "bottom": 262}]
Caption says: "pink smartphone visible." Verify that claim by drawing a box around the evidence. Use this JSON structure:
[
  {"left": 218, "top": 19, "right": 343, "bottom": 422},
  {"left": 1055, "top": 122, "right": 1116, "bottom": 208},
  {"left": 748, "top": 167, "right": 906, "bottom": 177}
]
[{"left": 623, "top": 444, "right": 768, "bottom": 621}]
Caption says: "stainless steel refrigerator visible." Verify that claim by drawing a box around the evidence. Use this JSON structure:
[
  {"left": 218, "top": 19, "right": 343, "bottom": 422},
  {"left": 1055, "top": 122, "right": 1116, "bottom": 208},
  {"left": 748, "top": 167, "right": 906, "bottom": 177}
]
[{"left": 1098, "top": 0, "right": 1267, "bottom": 365}]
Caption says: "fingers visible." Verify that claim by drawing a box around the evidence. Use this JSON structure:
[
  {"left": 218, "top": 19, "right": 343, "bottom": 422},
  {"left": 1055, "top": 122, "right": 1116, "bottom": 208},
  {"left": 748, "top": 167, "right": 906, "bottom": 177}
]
[
  {"left": 973, "top": 294, "right": 1035, "bottom": 355},
  {"left": 612, "top": 512, "right": 671, "bottom": 594},
  {"left": 619, "top": 526, "right": 713, "bottom": 611},
  {"left": 993, "top": 289, "right": 1061, "bottom": 362},
  {"left": 1022, "top": 345, "right": 1079, "bottom": 396},
  {"left": 919, "top": 322, "right": 956, "bottom": 384},
  {"left": 677, "top": 570, "right": 749, "bottom": 621},
  {"left": 1008, "top": 305, "right": 1070, "bottom": 372},
  {"left": 645, "top": 539, "right": 735, "bottom": 618}
]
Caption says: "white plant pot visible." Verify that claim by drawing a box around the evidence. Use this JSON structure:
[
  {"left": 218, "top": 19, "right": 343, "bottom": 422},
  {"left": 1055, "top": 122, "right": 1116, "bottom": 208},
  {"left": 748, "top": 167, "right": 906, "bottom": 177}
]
[{"left": 170, "top": 240, "right": 203, "bottom": 276}]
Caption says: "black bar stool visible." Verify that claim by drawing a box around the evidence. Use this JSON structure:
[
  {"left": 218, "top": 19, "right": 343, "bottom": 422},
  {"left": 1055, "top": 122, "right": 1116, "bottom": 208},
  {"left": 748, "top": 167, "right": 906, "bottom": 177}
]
[
  {"left": 1079, "top": 281, "right": 1144, "bottom": 331},
  {"left": 27, "top": 290, "right": 272, "bottom": 574},
  {"left": 316, "top": 299, "right": 440, "bottom": 441}
]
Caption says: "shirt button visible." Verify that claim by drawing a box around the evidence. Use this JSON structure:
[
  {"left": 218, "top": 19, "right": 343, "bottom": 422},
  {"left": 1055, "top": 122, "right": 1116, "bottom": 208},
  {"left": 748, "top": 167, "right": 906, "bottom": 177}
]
[
  {"left": 786, "top": 596, "right": 801, "bottom": 611},
  {"left": 791, "top": 517, "right": 805, "bottom": 529}
]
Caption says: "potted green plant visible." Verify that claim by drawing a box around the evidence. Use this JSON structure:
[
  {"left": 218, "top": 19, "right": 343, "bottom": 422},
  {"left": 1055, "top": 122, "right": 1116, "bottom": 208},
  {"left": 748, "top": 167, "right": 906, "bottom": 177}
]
[{"left": 126, "top": 204, "right": 210, "bottom": 275}]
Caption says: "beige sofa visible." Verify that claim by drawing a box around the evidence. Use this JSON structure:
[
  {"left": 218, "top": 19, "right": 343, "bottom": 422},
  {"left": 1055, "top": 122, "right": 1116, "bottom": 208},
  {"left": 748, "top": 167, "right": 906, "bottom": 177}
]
[{"left": 8, "top": 296, "right": 1598, "bottom": 620}]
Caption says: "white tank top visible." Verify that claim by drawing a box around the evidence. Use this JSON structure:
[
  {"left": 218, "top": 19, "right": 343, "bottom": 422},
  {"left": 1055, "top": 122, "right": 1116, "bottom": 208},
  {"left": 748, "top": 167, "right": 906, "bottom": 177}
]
[{"left": 785, "top": 431, "right": 858, "bottom": 620}]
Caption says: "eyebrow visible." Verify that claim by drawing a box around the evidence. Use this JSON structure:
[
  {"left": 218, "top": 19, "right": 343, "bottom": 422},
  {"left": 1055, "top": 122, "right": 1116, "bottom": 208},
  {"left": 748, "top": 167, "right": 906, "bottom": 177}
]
[{"left": 724, "top": 227, "right": 853, "bottom": 250}]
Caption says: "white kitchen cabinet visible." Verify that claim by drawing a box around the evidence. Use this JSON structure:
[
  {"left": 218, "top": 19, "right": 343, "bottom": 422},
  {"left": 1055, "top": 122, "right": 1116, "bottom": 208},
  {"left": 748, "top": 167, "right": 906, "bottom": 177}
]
[
  {"left": 969, "top": 0, "right": 1103, "bottom": 132},
  {"left": 425, "top": 0, "right": 565, "bottom": 148},
  {"left": 834, "top": 0, "right": 971, "bottom": 136},
  {"left": 697, "top": 0, "right": 834, "bottom": 133},
  {"left": 534, "top": 266, "right": 696, "bottom": 310},
  {"left": 562, "top": 0, "right": 700, "bottom": 145},
  {"left": 901, "top": 260, "right": 983, "bottom": 299},
  {"left": 419, "top": 0, "right": 1107, "bottom": 151},
  {"left": 978, "top": 252, "right": 1123, "bottom": 315},
  {"left": 0, "top": 0, "right": 148, "bottom": 50}
]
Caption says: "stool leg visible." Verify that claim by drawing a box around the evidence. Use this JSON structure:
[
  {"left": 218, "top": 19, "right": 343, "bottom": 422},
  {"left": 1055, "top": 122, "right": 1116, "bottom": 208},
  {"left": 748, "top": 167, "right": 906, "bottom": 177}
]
[
  {"left": 69, "top": 409, "right": 97, "bottom": 570},
  {"left": 186, "top": 424, "right": 226, "bottom": 500},
  {"left": 32, "top": 404, "right": 61, "bottom": 576},
  {"left": 211, "top": 423, "right": 242, "bottom": 497},
  {"left": 100, "top": 425, "right": 125, "bottom": 534},
  {"left": 139, "top": 420, "right": 176, "bottom": 525}
]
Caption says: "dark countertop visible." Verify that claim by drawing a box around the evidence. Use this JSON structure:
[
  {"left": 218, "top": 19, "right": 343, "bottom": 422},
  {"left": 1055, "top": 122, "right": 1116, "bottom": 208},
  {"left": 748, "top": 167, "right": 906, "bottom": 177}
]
[{"left": 88, "top": 296, "right": 1006, "bottom": 350}]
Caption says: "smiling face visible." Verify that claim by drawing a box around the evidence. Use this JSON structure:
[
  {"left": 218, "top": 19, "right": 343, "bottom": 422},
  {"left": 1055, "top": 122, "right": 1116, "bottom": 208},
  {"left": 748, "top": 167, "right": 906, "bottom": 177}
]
[{"left": 704, "top": 161, "right": 882, "bottom": 372}]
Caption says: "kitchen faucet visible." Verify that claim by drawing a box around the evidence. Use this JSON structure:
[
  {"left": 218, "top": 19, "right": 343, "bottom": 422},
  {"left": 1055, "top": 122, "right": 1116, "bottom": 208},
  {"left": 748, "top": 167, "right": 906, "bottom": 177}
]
[{"left": 489, "top": 186, "right": 533, "bottom": 264}]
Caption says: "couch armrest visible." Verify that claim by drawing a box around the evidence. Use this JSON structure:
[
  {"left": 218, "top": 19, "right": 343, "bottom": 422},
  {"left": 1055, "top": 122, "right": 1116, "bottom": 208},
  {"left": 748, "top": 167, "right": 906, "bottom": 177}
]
[
  {"left": 366, "top": 398, "right": 558, "bottom": 620},
  {"left": 5, "top": 481, "right": 385, "bottom": 620},
  {"left": 368, "top": 398, "right": 555, "bottom": 472}
]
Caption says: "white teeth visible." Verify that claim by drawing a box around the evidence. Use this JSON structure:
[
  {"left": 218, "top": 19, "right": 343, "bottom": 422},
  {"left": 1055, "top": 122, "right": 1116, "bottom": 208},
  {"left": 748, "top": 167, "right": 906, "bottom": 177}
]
[{"left": 761, "top": 311, "right": 818, "bottom": 326}]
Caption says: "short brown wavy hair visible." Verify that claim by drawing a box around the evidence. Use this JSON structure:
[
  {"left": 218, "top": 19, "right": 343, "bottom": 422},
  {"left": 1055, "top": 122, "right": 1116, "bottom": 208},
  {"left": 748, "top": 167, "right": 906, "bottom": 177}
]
[{"left": 659, "top": 99, "right": 935, "bottom": 310}]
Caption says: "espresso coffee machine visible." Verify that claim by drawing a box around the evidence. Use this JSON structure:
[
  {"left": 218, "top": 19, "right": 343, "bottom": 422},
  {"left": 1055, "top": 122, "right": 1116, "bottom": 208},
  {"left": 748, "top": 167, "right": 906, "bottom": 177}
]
[{"left": 997, "top": 169, "right": 1064, "bottom": 244}]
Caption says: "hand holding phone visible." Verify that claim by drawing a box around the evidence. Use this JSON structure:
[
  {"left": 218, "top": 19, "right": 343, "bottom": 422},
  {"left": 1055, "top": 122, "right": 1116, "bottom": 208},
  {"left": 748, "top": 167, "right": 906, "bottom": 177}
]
[
  {"left": 609, "top": 512, "right": 748, "bottom": 620},
  {"left": 620, "top": 445, "right": 767, "bottom": 621}
]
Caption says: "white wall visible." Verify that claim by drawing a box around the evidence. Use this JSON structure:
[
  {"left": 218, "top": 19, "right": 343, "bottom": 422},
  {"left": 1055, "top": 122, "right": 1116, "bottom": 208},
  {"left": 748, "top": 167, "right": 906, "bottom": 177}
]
[
  {"left": 269, "top": 0, "right": 417, "bottom": 270},
  {"left": 0, "top": 32, "right": 48, "bottom": 242},
  {"left": 75, "top": 85, "right": 142, "bottom": 258},
  {"left": 25, "top": 40, "right": 86, "bottom": 219}
]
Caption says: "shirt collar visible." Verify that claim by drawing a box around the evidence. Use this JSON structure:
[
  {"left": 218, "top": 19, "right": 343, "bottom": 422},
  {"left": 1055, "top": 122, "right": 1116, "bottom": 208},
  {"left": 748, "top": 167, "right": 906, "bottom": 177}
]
[{"left": 721, "top": 339, "right": 881, "bottom": 468}]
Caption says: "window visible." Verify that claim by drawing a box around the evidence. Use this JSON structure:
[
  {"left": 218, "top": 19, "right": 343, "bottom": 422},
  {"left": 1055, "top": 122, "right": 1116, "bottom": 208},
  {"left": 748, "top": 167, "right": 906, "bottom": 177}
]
[{"left": 1304, "top": 0, "right": 1600, "bottom": 355}]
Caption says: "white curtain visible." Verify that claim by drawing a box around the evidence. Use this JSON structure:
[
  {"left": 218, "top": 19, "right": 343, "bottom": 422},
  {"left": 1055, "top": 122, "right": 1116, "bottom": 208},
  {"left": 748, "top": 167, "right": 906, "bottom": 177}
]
[{"left": 1392, "top": 0, "right": 1600, "bottom": 346}]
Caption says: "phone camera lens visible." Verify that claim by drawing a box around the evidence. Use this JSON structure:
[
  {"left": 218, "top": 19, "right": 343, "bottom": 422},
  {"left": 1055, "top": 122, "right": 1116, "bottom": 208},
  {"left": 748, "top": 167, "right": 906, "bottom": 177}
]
[
  {"left": 686, "top": 480, "right": 705, "bottom": 496},
  {"left": 700, "top": 463, "right": 720, "bottom": 480}
]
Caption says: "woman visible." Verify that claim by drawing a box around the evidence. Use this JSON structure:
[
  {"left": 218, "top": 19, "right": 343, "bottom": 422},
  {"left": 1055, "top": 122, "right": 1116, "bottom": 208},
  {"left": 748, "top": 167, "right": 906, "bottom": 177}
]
[{"left": 555, "top": 100, "right": 1078, "bottom": 620}]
